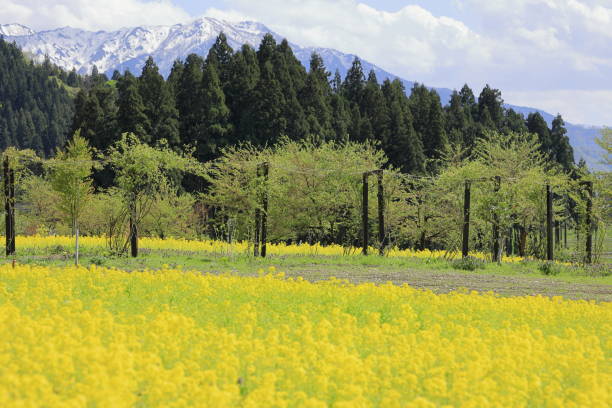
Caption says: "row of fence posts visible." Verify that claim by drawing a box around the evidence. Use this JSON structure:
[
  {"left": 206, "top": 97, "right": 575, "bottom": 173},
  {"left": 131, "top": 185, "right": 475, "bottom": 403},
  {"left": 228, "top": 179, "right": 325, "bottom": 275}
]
[
  {"left": 250, "top": 165, "right": 595, "bottom": 263},
  {"left": 0, "top": 158, "right": 596, "bottom": 264},
  {"left": 460, "top": 177, "right": 594, "bottom": 263}
]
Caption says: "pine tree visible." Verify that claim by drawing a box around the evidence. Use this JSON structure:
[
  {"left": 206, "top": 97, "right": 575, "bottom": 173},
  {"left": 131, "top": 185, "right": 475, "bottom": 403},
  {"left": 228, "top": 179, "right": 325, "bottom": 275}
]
[
  {"left": 199, "top": 62, "right": 232, "bottom": 161},
  {"left": 478, "top": 85, "right": 504, "bottom": 129},
  {"left": 241, "top": 61, "right": 286, "bottom": 145},
  {"left": 360, "top": 70, "right": 389, "bottom": 143},
  {"left": 206, "top": 33, "right": 234, "bottom": 87},
  {"left": 176, "top": 54, "right": 205, "bottom": 147},
  {"left": 301, "top": 53, "right": 334, "bottom": 140},
  {"left": 383, "top": 79, "right": 424, "bottom": 173},
  {"left": 550, "top": 114, "right": 574, "bottom": 170},
  {"left": 117, "top": 71, "right": 150, "bottom": 141},
  {"left": 526, "top": 112, "right": 552, "bottom": 155},
  {"left": 138, "top": 57, "right": 179, "bottom": 145},
  {"left": 343, "top": 57, "right": 365, "bottom": 106},
  {"left": 271, "top": 46, "right": 309, "bottom": 140}
]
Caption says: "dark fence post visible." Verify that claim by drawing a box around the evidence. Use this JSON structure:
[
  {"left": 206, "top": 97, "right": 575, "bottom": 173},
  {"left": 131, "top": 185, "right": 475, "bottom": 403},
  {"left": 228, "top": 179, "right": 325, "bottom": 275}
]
[
  {"left": 9, "top": 164, "right": 14, "bottom": 255},
  {"left": 585, "top": 181, "right": 593, "bottom": 264},
  {"left": 376, "top": 170, "right": 385, "bottom": 256},
  {"left": 130, "top": 199, "right": 138, "bottom": 258},
  {"left": 253, "top": 165, "right": 261, "bottom": 257},
  {"left": 492, "top": 176, "right": 501, "bottom": 262},
  {"left": 4, "top": 156, "right": 11, "bottom": 256},
  {"left": 546, "top": 184, "right": 553, "bottom": 261},
  {"left": 362, "top": 172, "right": 369, "bottom": 255},
  {"left": 462, "top": 180, "right": 471, "bottom": 258},
  {"left": 261, "top": 162, "right": 269, "bottom": 258}
]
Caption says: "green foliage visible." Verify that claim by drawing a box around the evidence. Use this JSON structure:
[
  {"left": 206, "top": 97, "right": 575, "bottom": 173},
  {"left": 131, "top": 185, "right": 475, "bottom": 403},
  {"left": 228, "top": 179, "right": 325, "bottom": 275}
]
[
  {"left": 452, "top": 256, "right": 486, "bottom": 271},
  {"left": 205, "top": 138, "right": 406, "bottom": 247},
  {"left": 107, "top": 133, "right": 204, "bottom": 253},
  {"left": 0, "top": 39, "right": 73, "bottom": 156},
  {"left": 538, "top": 261, "right": 562, "bottom": 276},
  {"left": 45, "top": 130, "right": 96, "bottom": 233}
]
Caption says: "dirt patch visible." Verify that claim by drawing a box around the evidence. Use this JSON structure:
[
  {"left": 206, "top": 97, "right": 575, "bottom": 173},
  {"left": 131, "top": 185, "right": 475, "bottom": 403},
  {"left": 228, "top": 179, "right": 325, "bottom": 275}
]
[{"left": 277, "top": 266, "right": 612, "bottom": 302}]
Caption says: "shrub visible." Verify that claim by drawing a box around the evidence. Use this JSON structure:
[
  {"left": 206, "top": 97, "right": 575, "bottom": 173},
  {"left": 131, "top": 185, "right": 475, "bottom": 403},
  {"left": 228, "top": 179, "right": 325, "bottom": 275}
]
[
  {"left": 538, "top": 261, "right": 562, "bottom": 276},
  {"left": 451, "top": 256, "right": 486, "bottom": 271}
]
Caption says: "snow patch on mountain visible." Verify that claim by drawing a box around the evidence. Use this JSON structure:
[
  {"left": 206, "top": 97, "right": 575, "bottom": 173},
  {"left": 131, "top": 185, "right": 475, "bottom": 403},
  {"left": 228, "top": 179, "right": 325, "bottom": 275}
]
[{"left": 0, "top": 23, "right": 35, "bottom": 37}]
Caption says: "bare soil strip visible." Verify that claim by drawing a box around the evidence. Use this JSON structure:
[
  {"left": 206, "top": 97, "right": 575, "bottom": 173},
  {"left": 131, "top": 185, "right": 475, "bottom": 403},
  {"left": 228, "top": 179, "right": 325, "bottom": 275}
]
[{"left": 274, "top": 266, "right": 612, "bottom": 302}]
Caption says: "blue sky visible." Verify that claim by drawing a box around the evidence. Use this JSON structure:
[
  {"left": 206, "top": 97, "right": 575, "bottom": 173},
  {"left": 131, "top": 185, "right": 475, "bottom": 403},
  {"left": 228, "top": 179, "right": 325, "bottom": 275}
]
[{"left": 2, "top": 0, "right": 611, "bottom": 126}]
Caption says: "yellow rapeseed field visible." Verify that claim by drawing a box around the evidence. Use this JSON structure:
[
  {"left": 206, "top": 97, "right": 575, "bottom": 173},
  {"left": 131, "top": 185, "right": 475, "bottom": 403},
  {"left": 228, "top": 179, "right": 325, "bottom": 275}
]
[
  {"left": 11, "top": 235, "right": 526, "bottom": 262},
  {"left": 0, "top": 264, "right": 609, "bottom": 407}
]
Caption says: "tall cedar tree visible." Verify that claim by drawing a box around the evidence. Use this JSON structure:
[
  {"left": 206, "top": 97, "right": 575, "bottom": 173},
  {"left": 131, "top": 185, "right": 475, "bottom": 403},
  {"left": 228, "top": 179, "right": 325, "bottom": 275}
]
[
  {"left": 176, "top": 54, "right": 205, "bottom": 148},
  {"left": 117, "top": 71, "right": 150, "bottom": 142},
  {"left": 526, "top": 112, "right": 552, "bottom": 156},
  {"left": 361, "top": 70, "right": 390, "bottom": 144},
  {"left": 272, "top": 40, "right": 309, "bottom": 140},
  {"left": 199, "top": 62, "right": 232, "bottom": 161},
  {"left": 478, "top": 85, "right": 504, "bottom": 129},
  {"left": 382, "top": 79, "right": 425, "bottom": 173},
  {"left": 226, "top": 45, "right": 260, "bottom": 144},
  {"left": 206, "top": 32, "right": 234, "bottom": 87},
  {"left": 242, "top": 61, "right": 286, "bottom": 145},
  {"left": 550, "top": 114, "right": 574, "bottom": 170},
  {"left": 138, "top": 57, "right": 180, "bottom": 146},
  {"left": 301, "top": 53, "right": 334, "bottom": 141}
]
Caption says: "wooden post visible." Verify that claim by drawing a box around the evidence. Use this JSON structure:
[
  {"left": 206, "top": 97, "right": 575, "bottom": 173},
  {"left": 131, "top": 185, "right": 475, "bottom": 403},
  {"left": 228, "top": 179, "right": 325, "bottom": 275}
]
[
  {"left": 4, "top": 156, "right": 10, "bottom": 257},
  {"left": 362, "top": 172, "right": 369, "bottom": 255},
  {"left": 492, "top": 176, "right": 501, "bottom": 262},
  {"left": 253, "top": 166, "right": 261, "bottom": 257},
  {"left": 585, "top": 181, "right": 593, "bottom": 264},
  {"left": 129, "top": 198, "right": 138, "bottom": 258},
  {"left": 546, "top": 184, "right": 553, "bottom": 261},
  {"left": 75, "top": 226, "right": 79, "bottom": 266},
  {"left": 563, "top": 221, "right": 567, "bottom": 248},
  {"left": 376, "top": 170, "right": 385, "bottom": 256},
  {"left": 261, "top": 162, "right": 269, "bottom": 258},
  {"left": 4, "top": 156, "right": 15, "bottom": 257},
  {"left": 462, "top": 180, "right": 471, "bottom": 258}
]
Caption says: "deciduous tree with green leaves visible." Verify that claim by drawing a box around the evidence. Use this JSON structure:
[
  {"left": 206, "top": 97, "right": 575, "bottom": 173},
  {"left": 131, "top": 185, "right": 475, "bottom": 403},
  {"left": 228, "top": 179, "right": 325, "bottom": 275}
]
[{"left": 107, "top": 133, "right": 203, "bottom": 256}]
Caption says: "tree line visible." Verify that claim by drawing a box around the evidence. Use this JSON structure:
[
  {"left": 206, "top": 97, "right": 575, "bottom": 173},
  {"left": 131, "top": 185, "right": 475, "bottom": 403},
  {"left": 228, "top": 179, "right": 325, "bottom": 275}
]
[{"left": 64, "top": 33, "right": 576, "bottom": 186}]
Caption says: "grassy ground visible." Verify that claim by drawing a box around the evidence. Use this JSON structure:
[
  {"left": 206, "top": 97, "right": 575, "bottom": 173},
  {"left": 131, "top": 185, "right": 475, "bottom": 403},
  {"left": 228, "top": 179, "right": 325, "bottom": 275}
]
[{"left": 5, "top": 245, "right": 611, "bottom": 301}]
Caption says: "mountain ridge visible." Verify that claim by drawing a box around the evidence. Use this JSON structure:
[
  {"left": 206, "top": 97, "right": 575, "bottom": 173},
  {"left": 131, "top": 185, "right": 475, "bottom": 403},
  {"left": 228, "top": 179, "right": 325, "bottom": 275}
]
[{"left": 0, "top": 19, "right": 606, "bottom": 169}]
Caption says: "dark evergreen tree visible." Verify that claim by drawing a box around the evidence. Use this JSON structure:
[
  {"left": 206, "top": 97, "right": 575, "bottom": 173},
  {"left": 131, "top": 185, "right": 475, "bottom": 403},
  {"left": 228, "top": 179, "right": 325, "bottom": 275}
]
[
  {"left": 167, "top": 60, "right": 184, "bottom": 97},
  {"left": 478, "top": 85, "right": 504, "bottom": 129},
  {"left": 138, "top": 57, "right": 180, "bottom": 145},
  {"left": 206, "top": 32, "right": 234, "bottom": 87},
  {"left": 526, "top": 112, "right": 552, "bottom": 155},
  {"left": 199, "top": 62, "right": 232, "bottom": 161},
  {"left": 117, "top": 71, "right": 150, "bottom": 141},
  {"left": 301, "top": 53, "right": 334, "bottom": 140},
  {"left": 240, "top": 61, "right": 286, "bottom": 145},
  {"left": 550, "top": 114, "right": 574, "bottom": 170},
  {"left": 343, "top": 57, "right": 365, "bottom": 106},
  {"left": 176, "top": 54, "right": 205, "bottom": 147},
  {"left": 361, "top": 70, "right": 389, "bottom": 144},
  {"left": 382, "top": 79, "right": 424, "bottom": 173}
]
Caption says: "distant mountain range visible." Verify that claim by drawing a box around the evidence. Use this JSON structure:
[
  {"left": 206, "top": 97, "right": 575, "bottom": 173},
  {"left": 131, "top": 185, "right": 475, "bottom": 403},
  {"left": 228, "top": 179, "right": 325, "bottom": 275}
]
[{"left": 0, "top": 18, "right": 607, "bottom": 169}]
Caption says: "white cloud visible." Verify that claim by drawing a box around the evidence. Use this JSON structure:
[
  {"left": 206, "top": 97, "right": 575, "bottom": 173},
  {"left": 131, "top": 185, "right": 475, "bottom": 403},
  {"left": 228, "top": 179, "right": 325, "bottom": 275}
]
[
  {"left": 213, "top": 0, "right": 612, "bottom": 125},
  {"left": 504, "top": 90, "right": 612, "bottom": 127},
  {"left": 0, "top": 0, "right": 190, "bottom": 31}
]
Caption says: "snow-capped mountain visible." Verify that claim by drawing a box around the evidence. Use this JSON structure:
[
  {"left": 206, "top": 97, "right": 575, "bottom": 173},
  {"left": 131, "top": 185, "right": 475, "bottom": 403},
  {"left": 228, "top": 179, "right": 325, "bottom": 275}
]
[
  {"left": 0, "top": 18, "right": 408, "bottom": 92},
  {"left": 0, "top": 18, "right": 606, "bottom": 169},
  {"left": 0, "top": 23, "right": 35, "bottom": 37}
]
